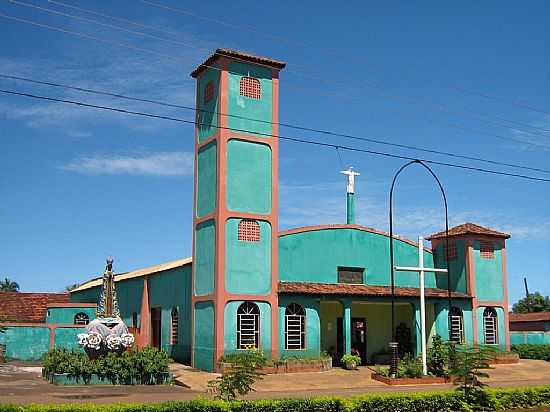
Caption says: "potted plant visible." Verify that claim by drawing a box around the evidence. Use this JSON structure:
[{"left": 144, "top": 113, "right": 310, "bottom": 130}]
[{"left": 341, "top": 354, "right": 361, "bottom": 370}]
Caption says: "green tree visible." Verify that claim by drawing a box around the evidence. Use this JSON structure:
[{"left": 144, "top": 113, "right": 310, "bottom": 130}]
[
  {"left": 0, "top": 277, "right": 19, "bottom": 292},
  {"left": 64, "top": 283, "right": 80, "bottom": 292},
  {"left": 208, "top": 349, "right": 267, "bottom": 400},
  {"left": 450, "top": 346, "right": 492, "bottom": 399},
  {"left": 512, "top": 292, "right": 550, "bottom": 313}
]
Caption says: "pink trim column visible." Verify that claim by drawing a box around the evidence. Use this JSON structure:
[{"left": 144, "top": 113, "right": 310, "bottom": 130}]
[
  {"left": 49, "top": 325, "right": 56, "bottom": 350},
  {"left": 466, "top": 238, "right": 479, "bottom": 345},
  {"left": 501, "top": 240, "right": 511, "bottom": 350},
  {"left": 136, "top": 277, "right": 151, "bottom": 348}
]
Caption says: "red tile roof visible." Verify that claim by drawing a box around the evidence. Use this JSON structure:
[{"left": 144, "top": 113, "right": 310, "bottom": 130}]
[
  {"left": 278, "top": 282, "right": 470, "bottom": 299},
  {"left": 509, "top": 312, "right": 550, "bottom": 322},
  {"left": 0, "top": 292, "right": 70, "bottom": 322},
  {"left": 191, "top": 48, "right": 286, "bottom": 78},
  {"left": 427, "top": 223, "right": 510, "bottom": 240}
]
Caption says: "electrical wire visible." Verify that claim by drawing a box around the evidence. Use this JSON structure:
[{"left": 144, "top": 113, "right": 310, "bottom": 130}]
[
  {"left": 3, "top": 3, "right": 549, "bottom": 151},
  {"left": 7, "top": 0, "right": 210, "bottom": 52},
  {"left": 0, "top": 11, "right": 185, "bottom": 63},
  {"left": 2, "top": 87, "right": 550, "bottom": 183},
  {"left": 3, "top": 72, "right": 550, "bottom": 175},
  {"left": 6, "top": 0, "right": 550, "bottom": 141}
]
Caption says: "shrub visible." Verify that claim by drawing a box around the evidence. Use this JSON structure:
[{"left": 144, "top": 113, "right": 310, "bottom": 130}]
[
  {"left": 42, "top": 347, "right": 170, "bottom": 385},
  {"left": 427, "top": 335, "right": 448, "bottom": 377},
  {"left": 396, "top": 353, "right": 423, "bottom": 378},
  {"left": 341, "top": 353, "right": 362, "bottom": 370},
  {"left": 511, "top": 344, "right": 550, "bottom": 361},
  {"left": 1, "top": 387, "right": 549, "bottom": 411},
  {"left": 208, "top": 349, "right": 267, "bottom": 400}
]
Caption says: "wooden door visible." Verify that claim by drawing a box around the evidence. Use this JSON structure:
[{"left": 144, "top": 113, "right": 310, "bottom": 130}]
[{"left": 151, "top": 307, "right": 162, "bottom": 348}]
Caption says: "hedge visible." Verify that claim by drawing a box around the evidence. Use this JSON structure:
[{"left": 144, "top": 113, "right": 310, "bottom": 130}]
[
  {"left": 511, "top": 344, "right": 550, "bottom": 362},
  {"left": 1, "top": 387, "right": 549, "bottom": 412}
]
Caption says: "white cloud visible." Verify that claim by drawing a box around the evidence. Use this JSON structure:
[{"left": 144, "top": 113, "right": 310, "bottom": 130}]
[
  {"left": 0, "top": 19, "right": 207, "bottom": 134},
  {"left": 60, "top": 151, "right": 194, "bottom": 176}
]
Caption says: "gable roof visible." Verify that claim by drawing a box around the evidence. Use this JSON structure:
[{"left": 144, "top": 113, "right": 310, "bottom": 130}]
[
  {"left": 191, "top": 48, "right": 286, "bottom": 78},
  {"left": 0, "top": 292, "right": 70, "bottom": 322},
  {"left": 509, "top": 312, "right": 550, "bottom": 322},
  {"left": 70, "top": 257, "right": 192, "bottom": 293},
  {"left": 427, "top": 223, "right": 510, "bottom": 240}
]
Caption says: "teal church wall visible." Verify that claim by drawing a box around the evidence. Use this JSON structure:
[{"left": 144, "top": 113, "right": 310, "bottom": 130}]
[
  {"left": 194, "top": 301, "right": 215, "bottom": 371},
  {"left": 433, "top": 240, "right": 467, "bottom": 294},
  {"left": 279, "top": 228, "right": 439, "bottom": 289},
  {"left": 54, "top": 327, "right": 86, "bottom": 351},
  {"left": 476, "top": 306, "right": 506, "bottom": 349},
  {"left": 510, "top": 331, "right": 550, "bottom": 345},
  {"left": 278, "top": 296, "right": 320, "bottom": 358},
  {"left": 197, "top": 68, "right": 220, "bottom": 143},
  {"left": 194, "top": 219, "right": 216, "bottom": 296},
  {"left": 226, "top": 140, "right": 272, "bottom": 215},
  {"left": 434, "top": 300, "right": 474, "bottom": 345},
  {"left": 46, "top": 307, "right": 96, "bottom": 325},
  {"left": 225, "top": 218, "right": 271, "bottom": 295},
  {"left": 224, "top": 301, "right": 271, "bottom": 356},
  {"left": 0, "top": 326, "right": 50, "bottom": 360},
  {"left": 474, "top": 240, "right": 504, "bottom": 301},
  {"left": 148, "top": 265, "right": 192, "bottom": 363},
  {"left": 196, "top": 142, "right": 217, "bottom": 218},
  {"left": 227, "top": 62, "right": 273, "bottom": 137}
]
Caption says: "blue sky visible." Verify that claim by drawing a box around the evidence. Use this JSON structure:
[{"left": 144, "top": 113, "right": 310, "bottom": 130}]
[{"left": 1, "top": 0, "right": 549, "bottom": 306}]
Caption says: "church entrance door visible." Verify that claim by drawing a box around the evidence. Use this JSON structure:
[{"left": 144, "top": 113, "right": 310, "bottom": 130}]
[
  {"left": 151, "top": 307, "right": 162, "bottom": 348},
  {"left": 336, "top": 317, "right": 367, "bottom": 365}
]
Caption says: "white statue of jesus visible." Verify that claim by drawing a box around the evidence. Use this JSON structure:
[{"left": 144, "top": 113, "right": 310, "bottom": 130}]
[{"left": 340, "top": 167, "right": 360, "bottom": 194}]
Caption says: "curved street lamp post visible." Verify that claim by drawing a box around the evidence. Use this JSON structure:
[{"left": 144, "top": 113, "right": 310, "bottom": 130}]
[{"left": 388, "top": 160, "right": 453, "bottom": 378}]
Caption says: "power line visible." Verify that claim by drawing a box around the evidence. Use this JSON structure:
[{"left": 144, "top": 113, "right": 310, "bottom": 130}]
[
  {"left": 4, "top": 72, "right": 550, "bottom": 175},
  {"left": 2, "top": 87, "right": 550, "bottom": 183},
  {"left": 0, "top": 10, "right": 185, "bottom": 63},
  {"left": 139, "top": 0, "right": 302, "bottom": 46},
  {"left": 136, "top": 0, "right": 550, "bottom": 137},
  {"left": 47, "top": 0, "right": 184, "bottom": 38},
  {"left": 4, "top": 5, "right": 548, "bottom": 148},
  {"left": 7, "top": 0, "right": 210, "bottom": 52},
  {"left": 452, "top": 85, "right": 550, "bottom": 118}
]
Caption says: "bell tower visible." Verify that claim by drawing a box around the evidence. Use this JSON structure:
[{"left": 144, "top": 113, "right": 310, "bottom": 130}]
[{"left": 191, "top": 49, "right": 286, "bottom": 371}]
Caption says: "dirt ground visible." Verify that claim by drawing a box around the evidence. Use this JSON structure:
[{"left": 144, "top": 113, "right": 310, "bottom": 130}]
[{"left": 1, "top": 359, "right": 549, "bottom": 404}]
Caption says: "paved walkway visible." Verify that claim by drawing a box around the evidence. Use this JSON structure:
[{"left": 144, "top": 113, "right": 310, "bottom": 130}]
[{"left": 1, "top": 360, "right": 549, "bottom": 404}]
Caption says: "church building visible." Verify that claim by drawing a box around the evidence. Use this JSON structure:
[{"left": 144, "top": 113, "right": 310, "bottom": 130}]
[{"left": 70, "top": 49, "right": 511, "bottom": 371}]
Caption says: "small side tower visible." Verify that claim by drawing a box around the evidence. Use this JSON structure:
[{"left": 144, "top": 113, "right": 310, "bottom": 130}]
[
  {"left": 191, "top": 49, "right": 286, "bottom": 370},
  {"left": 428, "top": 223, "right": 511, "bottom": 350}
]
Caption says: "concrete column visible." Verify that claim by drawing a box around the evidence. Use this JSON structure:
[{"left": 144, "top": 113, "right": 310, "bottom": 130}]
[
  {"left": 343, "top": 300, "right": 352, "bottom": 354},
  {"left": 346, "top": 193, "right": 355, "bottom": 224},
  {"left": 413, "top": 302, "right": 422, "bottom": 356}
]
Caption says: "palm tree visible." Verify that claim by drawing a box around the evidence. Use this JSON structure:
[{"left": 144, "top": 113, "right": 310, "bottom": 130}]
[{"left": 0, "top": 277, "right": 20, "bottom": 292}]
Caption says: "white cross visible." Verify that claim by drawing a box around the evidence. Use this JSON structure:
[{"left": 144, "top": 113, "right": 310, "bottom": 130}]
[
  {"left": 340, "top": 167, "right": 360, "bottom": 194},
  {"left": 395, "top": 236, "right": 448, "bottom": 375}
]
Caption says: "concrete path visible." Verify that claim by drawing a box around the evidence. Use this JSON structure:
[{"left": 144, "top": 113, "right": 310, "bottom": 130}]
[{"left": 1, "top": 360, "right": 549, "bottom": 404}]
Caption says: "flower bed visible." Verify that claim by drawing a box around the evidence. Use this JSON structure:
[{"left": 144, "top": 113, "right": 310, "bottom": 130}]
[
  {"left": 49, "top": 372, "right": 171, "bottom": 385},
  {"left": 487, "top": 351, "right": 519, "bottom": 364},
  {"left": 372, "top": 372, "right": 451, "bottom": 385},
  {"left": 42, "top": 347, "right": 172, "bottom": 385},
  {"left": 262, "top": 357, "right": 332, "bottom": 374},
  {"left": 220, "top": 356, "right": 332, "bottom": 375}
]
